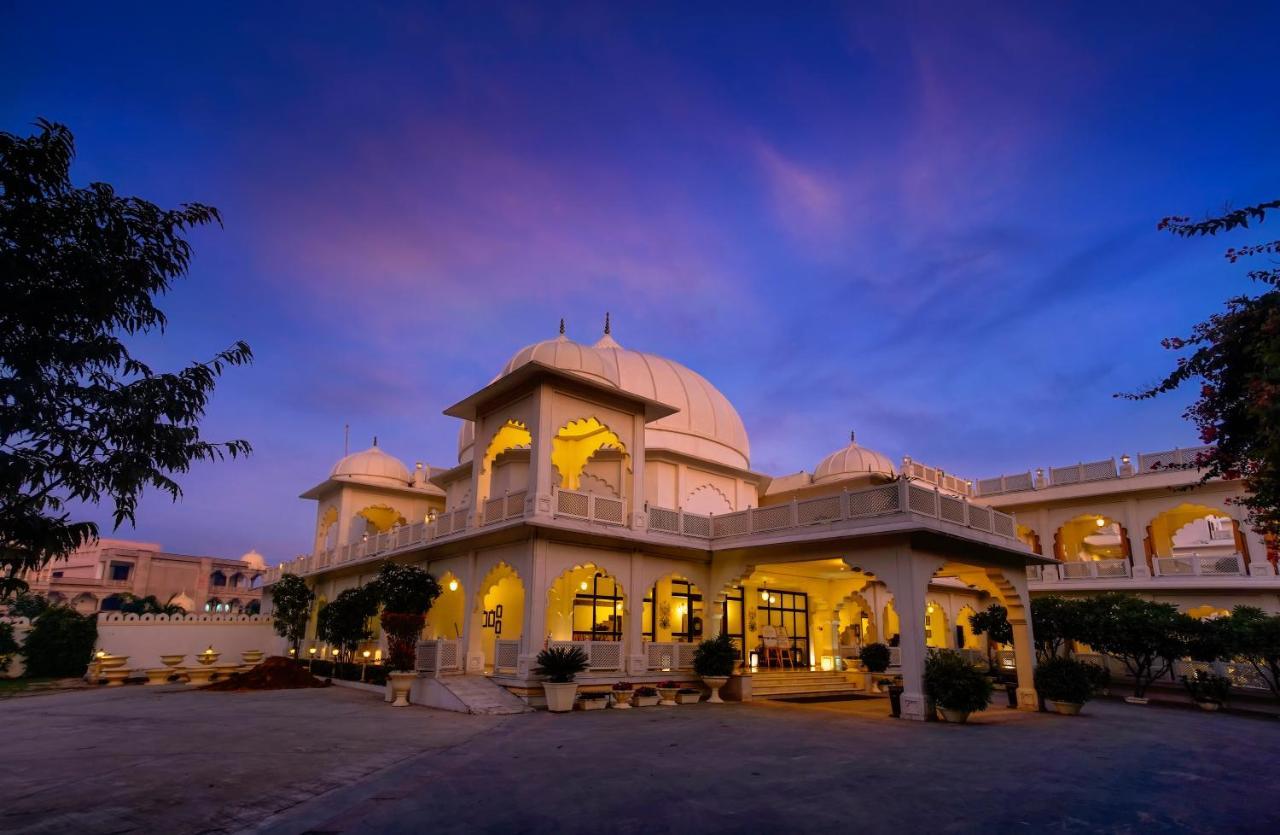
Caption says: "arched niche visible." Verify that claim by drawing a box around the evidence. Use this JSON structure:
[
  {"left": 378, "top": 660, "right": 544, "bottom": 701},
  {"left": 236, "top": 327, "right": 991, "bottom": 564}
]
[
  {"left": 546, "top": 563, "right": 625, "bottom": 641},
  {"left": 683, "top": 483, "right": 732, "bottom": 515},
  {"left": 356, "top": 504, "right": 406, "bottom": 537},
  {"left": 551, "top": 417, "right": 629, "bottom": 494},
  {"left": 316, "top": 506, "right": 339, "bottom": 552},
  {"left": 479, "top": 420, "right": 533, "bottom": 506},
  {"left": 474, "top": 562, "right": 524, "bottom": 669},
  {"left": 956, "top": 604, "right": 981, "bottom": 649},
  {"left": 1150, "top": 503, "right": 1240, "bottom": 559},
  {"left": 925, "top": 599, "right": 948, "bottom": 648},
  {"left": 1016, "top": 524, "right": 1041, "bottom": 555},
  {"left": 427, "top": 572, "right": 466, "bottom": 641},
  {"left": 1055, "top": 514, "right": 1129, "bottom": 562}
]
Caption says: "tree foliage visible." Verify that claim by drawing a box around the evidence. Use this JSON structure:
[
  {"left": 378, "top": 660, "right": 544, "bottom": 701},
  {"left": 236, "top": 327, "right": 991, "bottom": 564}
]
[
  {"left": 373, "top": 561, "right": 441, "bottom": 615},
  {"left": 7, "top": 591, "right": 49, "bottom": 619},
  {"left": 1030, "top": 596, "right": 1086, "bottom": 660},
  {"left": 0, "top": 119, "right": 252, "bottom": 598},
  {"left": 1122, "top": 198, "right": 1280, "bottom": 536},
  {"left": 317, "top": 586, "right": 379, "bottom": 660},
  {"left": 924, "top": 649, "right": 993, "bottom": 713},
  {"left": 0, "top": 620, "right": 17, "bottom": 674},
  {"left": 117, "top": 593, "right": 185, "bottom": 616},
  {"left": 20, "top": 605, "right": 97, "bottom": 677},
  {"left": 1224, "top": 605, "right": 1280, "bottom": 702},
  {"left": 968, "top": 603, "right": 1013, "bottom": 670},
  {"left": 269, "top": 573, "right": 313, "bottom": 653},
  {"left": 1080, "top": 593, "right": 1190, "bottom": 698}
]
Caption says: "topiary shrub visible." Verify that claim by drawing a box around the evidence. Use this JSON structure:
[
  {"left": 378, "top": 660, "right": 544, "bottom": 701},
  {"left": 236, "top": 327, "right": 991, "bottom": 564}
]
[
  {"left": 693, "top": 633, "right": 738, "bottom": 677},
  {"left": 859, "top": 642, "right": 891, "bottom": 673},
  {"left": 1034, "top": 656, "right": 1097, "bottom": 705},
  {"left": 924, "top": 650, "right": 993, "bottom": 713},
  {"left": 21, "top": 607, "right": 97, "bottom": 678}
]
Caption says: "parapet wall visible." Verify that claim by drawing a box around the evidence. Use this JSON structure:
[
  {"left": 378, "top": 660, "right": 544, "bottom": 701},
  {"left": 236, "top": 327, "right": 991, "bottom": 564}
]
[{"left": 95, "top": 613, "right": 285, "bottom": 673}]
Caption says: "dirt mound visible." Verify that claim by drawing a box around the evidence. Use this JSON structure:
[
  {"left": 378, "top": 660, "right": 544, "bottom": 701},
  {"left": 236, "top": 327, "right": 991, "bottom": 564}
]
[{"left": 202, "top": 656, "right": 330, "bottom": 691}]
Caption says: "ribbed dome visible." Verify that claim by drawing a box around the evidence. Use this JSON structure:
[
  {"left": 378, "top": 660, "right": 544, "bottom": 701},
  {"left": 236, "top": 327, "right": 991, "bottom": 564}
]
[
  {"left": 331, "top": 445, "right": 411, "bottom": 487},
  {"left": 813, "top": 433, "right": 896, "bottom": 484},
  {"left": 499, "top": 333, "right": 618, "bottom": 388},
  {"left": 592, "top": 335, "right": 749, "bottom": 470},
  {"left": 239, "top": 550, "right": 266, "bottom": 569},
  {"left": 458, "top": 327, "right": 752, "bottom": 470}
]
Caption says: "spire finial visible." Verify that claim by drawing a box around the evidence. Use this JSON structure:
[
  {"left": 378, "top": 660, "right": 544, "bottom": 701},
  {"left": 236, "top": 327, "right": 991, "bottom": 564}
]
[
  {"left": 373, "top": 435, "right": 378, "bottom": 448},
  {"left": 559, "top": 317, "right": 565, "bottom": 336},
  {"left": 850, "top": 430, "right": 856, "bottom": 443},
  {"left": 604, "top": 311, "right": 611, "bottom": 335}
]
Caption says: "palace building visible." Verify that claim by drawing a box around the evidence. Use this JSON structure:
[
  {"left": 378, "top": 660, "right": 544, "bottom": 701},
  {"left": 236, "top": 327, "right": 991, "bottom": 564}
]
[{"left": 264, "top": 323, "right": 1279, "bottom": 716}]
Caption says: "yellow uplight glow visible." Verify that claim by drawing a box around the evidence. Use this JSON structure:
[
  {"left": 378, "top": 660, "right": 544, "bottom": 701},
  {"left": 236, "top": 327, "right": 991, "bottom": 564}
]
[
  {"left": 580, "top": 580, "right": 589, "bottom": 591},
  {"left": 448, "top": 579, "right": 458, "bottom": 592},
  {"left": 1095, "top": 517, "right": 1106, "bottom": 527}
]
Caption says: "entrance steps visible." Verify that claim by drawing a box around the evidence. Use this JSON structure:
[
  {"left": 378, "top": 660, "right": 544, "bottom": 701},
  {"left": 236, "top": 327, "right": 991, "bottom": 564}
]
[
  {"left": 752, "top": 669, "right": 865, "bottom": 700},
  {"left": 434, "top": 675, "right": 533, "bottom": 715}
]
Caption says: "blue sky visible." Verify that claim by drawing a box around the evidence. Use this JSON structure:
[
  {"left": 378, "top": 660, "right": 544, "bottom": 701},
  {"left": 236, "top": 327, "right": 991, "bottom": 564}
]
[{"left": 4, "top": 2, "right": 1278, "bottom": 562}]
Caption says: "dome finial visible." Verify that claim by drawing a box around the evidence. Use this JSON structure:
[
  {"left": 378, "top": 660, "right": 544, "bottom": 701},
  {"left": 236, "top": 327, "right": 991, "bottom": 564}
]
[
  {"left": 604, "top": 311, "right": 611, "bottom": 335},
  {"left": 559, "top": 317, "right": 565, "bottom": 336},
  {"left": 372, "top": 435, "right": 378, "bottom": 447},
  {"left": 850, "top": 430, "right": 856, "bottom": 443}
]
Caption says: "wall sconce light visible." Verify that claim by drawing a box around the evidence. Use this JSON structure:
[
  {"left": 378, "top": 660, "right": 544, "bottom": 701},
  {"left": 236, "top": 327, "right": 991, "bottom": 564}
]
[
  {"left": 580, "top": 580, "right": 589, "bottom": 591},
  {"left": 308, "top": 647, "right": 317, "bottom": 656},
  {"left": 448, "top": 579, "right": 458, "bottom": 592},
  {"left": 362, "top": 650, "right": 371, "bottom": 659},
  {"left": 331, "top": 649, "right": 339, "bottom": 657},
  {"left": 760, "top": 590, "right": 770, "bottom": 602},
  {"left": 1095, "top": 517, "right": 1106, "bottom": 528}
]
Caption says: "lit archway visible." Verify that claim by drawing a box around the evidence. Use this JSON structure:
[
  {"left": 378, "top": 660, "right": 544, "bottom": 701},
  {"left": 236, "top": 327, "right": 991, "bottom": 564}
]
[
  {"left": 1186, "top": 604, "right": 1231, "bottom": 620},
  {"left": 925, "top": 600, "right": 948, "bottom": 648},
  {"left": 427, "top": 572, "right": 465, "bottom": 640},
  {"left": 1055, "top": 514, "right": 1129, "bottom": 562},
  {"left": 957, "top": 605, "right": 981, "bottom": 649},
  {"left": 1016, "top": 524, "right": 1042, "bottom": 555},
  {"left": 551, "top": 417, "right": 628, "bottom": 493},
  {"left": 356, "top": 504, "right": 406, "bottom": 536},
  {"left": 546, "top": 564, "right": 625, "bottom": 641},
  {"left": 883, "top": 600, "right": 900, "bottom": 644},
  {"left": 316, "top": 506, "right": 338, "bottom": 552},
  {"left": 1149, "top": 504, "right": 1240, "bottom": 558},
  {"left": 479, "top": 420, "right": 533, "bottom": 506},
  {"left": 474, "top": 562, "right": 524, "bottom": 669}
]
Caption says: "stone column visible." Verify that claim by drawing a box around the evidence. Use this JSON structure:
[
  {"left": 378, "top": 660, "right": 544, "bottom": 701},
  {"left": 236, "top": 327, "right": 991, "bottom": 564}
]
[
  {"left": 518, "top": 539, "right": 548, "bottom": 678},
  {"left": 462, "top": 551, "right": 485, "bottom": 673},
  {"left": 1124, "top": 498, "right": 1149, "bottom": 578},
  {"left": 627, "top": 551, "right": 647, "bottom": 675},
  {"left": 875, "top": 549, "right": 945, "bottom": 721},
  {"left": 1001, "top": 570, "right": 1040, "bottom": 711}
]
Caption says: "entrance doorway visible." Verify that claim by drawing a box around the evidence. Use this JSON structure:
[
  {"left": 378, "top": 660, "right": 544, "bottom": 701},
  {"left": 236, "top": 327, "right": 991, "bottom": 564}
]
[{"left": 758, "top": 588, "right": 809, "bottom": 667}]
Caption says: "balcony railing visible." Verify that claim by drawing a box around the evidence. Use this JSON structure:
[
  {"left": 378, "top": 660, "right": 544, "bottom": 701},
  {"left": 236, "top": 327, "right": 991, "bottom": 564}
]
[
  {"left": 494, "top": 639, "right": 520, "bottom": 674},
  {"left": 552, "top": 488, "right": 626, "bottom": 526},
  {"left": 1058, "top": 560, "right": 1132, "bottom": 580},
  {"left": 1153, "top": 553, "right": 1245, "bottom": 577},
  {"left": 414, "top": 639, "right": 464, "bottom": 677},
  {"left": 975, "top": 445, "right": 1215, "bottom": 496},
  {"left": 547, "top": 640, "right": 624, "bottom": 672},
  {"left": 644, "top": 641, "right": 697, "bottom": 671}
]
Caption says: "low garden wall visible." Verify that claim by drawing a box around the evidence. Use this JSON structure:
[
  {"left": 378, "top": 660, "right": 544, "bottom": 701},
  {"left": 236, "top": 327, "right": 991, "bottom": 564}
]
[{"left": 96, "top": 613, "right": 285, "bottom": 674}]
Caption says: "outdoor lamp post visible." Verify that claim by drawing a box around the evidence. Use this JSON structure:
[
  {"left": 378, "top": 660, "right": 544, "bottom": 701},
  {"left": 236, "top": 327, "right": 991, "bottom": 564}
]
[{"left": 361, "top": 649, "right": 371, "bottom": 681}]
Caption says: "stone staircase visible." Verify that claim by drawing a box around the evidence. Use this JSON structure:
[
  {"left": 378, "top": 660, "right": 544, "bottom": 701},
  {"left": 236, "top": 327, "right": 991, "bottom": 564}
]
[
  {"left": 436, "top": 675, "right": 533, "bottom": 715},
  {"left": 751, "top": 669, "right": 866, "bottom": 700}
]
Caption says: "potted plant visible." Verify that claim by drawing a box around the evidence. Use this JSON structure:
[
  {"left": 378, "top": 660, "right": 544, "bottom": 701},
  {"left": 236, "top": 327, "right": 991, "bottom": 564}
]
[
  {"left": 676, "top": 687, "right": 702, "bottom": 705},
  {"left": 656, "top": 679, "right": 681, "bottom": 706},
  {"left": 1034, "top": 656, "right": 1097, "bottom": 715},
  {"left": 1181, "top": 670, "right": 1231, "bottom": 711},
  {"left": 860, "top": 643, "right": 891, "bottom": 675},
  {"left": 536, "top": 646, "right": 589, "bottom": 712},
  {"left": 633, "top": 685, "right": 660, "bottom": 707},
  {"left": 577, "top": 691, "right": 608, "bottom": 710},
  {"left": 924, "top": 650, "right": 994, "bottom": 723},
  {"left": 610, "top": 681, "right": 634, "bottom": 709},
  {"left": 693, "top": 633, "right": 737, "bottom": 704},
  {"left": 373, "top": 563, "right": 442, "bottom": 708}
]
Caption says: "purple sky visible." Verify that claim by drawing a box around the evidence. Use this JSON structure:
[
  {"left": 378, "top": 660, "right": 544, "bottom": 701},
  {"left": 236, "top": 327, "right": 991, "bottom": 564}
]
[{"left": 4, "top": 3, "right": 1278, "bottom": 564}]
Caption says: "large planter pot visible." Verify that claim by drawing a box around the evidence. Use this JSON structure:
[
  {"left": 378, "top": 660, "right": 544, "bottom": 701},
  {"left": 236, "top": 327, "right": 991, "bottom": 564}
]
[
  {"left": 241, "top": 650, "right": 265, "bottom": 666},
  {"left": 160, "top": 654, "right": 186, "bottom": 667},
  {"left": 388, "top": 671, "right": 416, "bottom": 707},
  {"left": 656, "top": 686, "right": 680, "bottom": 706},
  {"left": 543, "top": 681, "right": 579, "bottom": 713},
  {"left": 144, "top": 668, "right": 173, "bottom": 686},
  {"left": 701, "top": 676, "right": 729, "bottom": 704},
  {"left": 676, "top": 691, "right": 701, "bottom": 705},
  {"left": 610, "top": 692, "right": 633, "bottom": 709},
  {"left": 578, "top": 697, "right": 607, "bottom": 711},
  {"left": 1052, "top": 701, "right": 1084, "bottom": 716},
  {"left": 938, "top": 707, "right": 971, "bottom": 724},
  {"left": 634, "top": 694, "right": 660, "bottom": 707},
  {"left": 1124, "top": 696, "right": 1149, "bottom": 705}
]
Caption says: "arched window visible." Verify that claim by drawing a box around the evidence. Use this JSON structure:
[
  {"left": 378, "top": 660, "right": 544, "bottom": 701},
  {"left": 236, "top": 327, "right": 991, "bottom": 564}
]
[
  {"left": 642, "top": 577, "right": 704, "bottom": 644},
  {"left": 210, "top": 571, "right": 227, "bottom": 587}
]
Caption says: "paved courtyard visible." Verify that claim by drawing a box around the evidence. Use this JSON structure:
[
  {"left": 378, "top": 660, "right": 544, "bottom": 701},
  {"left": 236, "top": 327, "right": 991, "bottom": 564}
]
[{"left": 2, "top": 685, "right": 1277, "bottom": 834}]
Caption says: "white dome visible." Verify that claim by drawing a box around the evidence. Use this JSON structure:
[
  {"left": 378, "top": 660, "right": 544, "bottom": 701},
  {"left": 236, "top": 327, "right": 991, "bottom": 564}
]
[
  {"left": 239, "top": 550, "right": 266, "bottom": 569},
  {"left": 458, "top": 326, "right": 751, "bottom": 471},
  {"left": 593, "top": 334, "right": 750, "bottom": 470},
  {"left": 500, "top": 333, "right": 618, "bottom": 388},
  {"left": 331, "top": 445, "right": 411, "bottom": 487},
  {"left": 813, "top": 433, "right": 896, "bottom": 484}
]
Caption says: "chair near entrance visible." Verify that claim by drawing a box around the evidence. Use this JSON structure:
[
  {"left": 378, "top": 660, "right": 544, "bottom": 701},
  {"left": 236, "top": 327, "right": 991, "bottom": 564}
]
[{"left": 761, "top": 625, "right": 794, "bottom": 669}]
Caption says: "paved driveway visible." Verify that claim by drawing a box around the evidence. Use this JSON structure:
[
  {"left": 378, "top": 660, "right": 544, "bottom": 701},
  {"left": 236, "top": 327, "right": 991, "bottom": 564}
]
[{"left": 2, "top": 686, "right": 1277, "bottom": 833}]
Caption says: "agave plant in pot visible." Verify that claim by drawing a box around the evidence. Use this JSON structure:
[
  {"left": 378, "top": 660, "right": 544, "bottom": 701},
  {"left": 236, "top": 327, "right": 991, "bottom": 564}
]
[
  {"left": 536, "top": 646, "right": 589, "bottom": 712},
  {"left": 693, "top": 633, "right": 738, "bottom": 704},
  {"left": 374, "top": 561, "right": 442, "bottom": 707},
  {"left": 924, "top": 650, "right": 993, "bottom": 723}
]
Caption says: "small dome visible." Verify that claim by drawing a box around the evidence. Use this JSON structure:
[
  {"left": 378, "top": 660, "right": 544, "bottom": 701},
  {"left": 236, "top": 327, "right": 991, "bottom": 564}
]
[
  {"left": 331, "top": 444, "right": 411, "bottom": 487},
  {"left": 239, "top": 550, "right": 266, "bottom": 569},
  {"left": 500, "top": 333, "right": 618, "bottom": 388},
  {"left": 813, "top": 432, "right": 896, "bottom": 484}
]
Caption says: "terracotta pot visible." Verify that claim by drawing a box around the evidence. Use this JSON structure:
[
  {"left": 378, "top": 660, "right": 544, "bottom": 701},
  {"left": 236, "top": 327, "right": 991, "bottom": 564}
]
[
  {"left": 701, "top": 676, "right": 729, "bottom": 704},
  {"left": 1052, "top": 701, "right": 1083, "bottom": 716},
  {"left": 938, "top": 707, "right": 970, "bottom": 724},
  {"left": 543, "top": 681, "right": 578, "bottom": 713},
  {"left": 388, "top": 671, "right": 416, "bottom": 707},
  {"left": 656, "top": 687, "right": 680, "bottom": 706}
]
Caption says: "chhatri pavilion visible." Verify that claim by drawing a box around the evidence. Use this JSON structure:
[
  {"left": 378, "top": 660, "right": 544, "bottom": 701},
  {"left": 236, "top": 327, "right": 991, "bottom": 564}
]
[{"left": 266, "top": 320, "right": 1053, "bottom": 718}]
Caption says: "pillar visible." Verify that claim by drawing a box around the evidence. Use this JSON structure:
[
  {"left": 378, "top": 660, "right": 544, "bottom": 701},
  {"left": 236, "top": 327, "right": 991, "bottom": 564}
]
[
  {"left": 871, "top": 548, "right": 946, "bottom": 721},
  {"left": 518, "top": 539, "right": 548, "bottom": 678},
  {"left": 1000, "top": 570, "right": 1039, "bottom": 711},
  {"left": 627, "top": 551, "right": 646, "bottom": 675},
  {"left": 461, "top": 552, "right": 484, "bottom": 673}
]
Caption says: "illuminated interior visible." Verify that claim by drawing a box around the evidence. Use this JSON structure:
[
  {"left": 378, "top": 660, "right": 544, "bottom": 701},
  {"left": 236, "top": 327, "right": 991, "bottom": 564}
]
[
  {"left": 925, "top": 600, "right": 948, "bottom": 648},
  {"left": 641, "top": 576, "right": 704, "bottom": 643},
  {"left": 476, "top": 563, "right": 524, "bottom": 668},
  {"left": 426, "top": 572, "right": 465, "bottom": 640},
  {"left": 546, "top": 564, "right": 625, "bottom": 641},
  {"left": 1057, "top": 514, "right": 1127, "bottom": 562},
  {"left": 1016, "top": 524, "right": 1041, "bottom": 554},
  {"left": 1151, "top": 503, "right": 1237, "bottom": 558},
  {"left": 956, "top": 605, "right": 981, "bottom": 649},
  {"left": 357, "top": 504, "right": 406, "bottom": 535},
  {"left": 316, "top": 506, "right": 338, "bottom": 551},
  {"left": 550, "top": 417, "right": 628, "bottom": 491}
]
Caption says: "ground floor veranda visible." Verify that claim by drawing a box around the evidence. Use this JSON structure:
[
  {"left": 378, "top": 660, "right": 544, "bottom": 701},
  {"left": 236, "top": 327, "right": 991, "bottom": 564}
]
[{"left": 299, "top": 531, "right": 1042, "bottom": 720}]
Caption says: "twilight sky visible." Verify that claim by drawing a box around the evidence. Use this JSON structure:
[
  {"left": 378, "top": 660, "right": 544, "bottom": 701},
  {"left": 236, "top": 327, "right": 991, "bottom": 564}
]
[{"left": 4, "top": 2, "right": 1278, "bottom": 564}]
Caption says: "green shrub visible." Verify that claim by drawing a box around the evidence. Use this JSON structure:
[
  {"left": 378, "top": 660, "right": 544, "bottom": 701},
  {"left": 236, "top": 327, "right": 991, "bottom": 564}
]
[
  {"left": 693, "top": 633, "right": 738, "bottom": 677},
  {"left": 21, "top": 607, "right": 97, "bottom": 678},
  {"left": 0, "top": 621, "right": 18, "bottom": 674},
  {"left": 859, "top": 642, "right": 891, "bottom": 673},
  {"left": 365, "top": 665, "right": 390, "bottom": 687},
  {"left": 1034, "top": 656, "right": 1097, "bottom": 704},
  {"left": 534, "top": 646, "right": 588, "bottom": 683},
  {"left": 924, "top": 650, "right": 993, "bottom": 713},
  {"left": 1181, "top": 670, "right": 1231, "bottom": 705}
]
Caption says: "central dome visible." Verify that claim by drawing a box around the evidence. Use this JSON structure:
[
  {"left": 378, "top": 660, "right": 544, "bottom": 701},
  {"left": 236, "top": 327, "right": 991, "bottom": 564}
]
[
  {"left": 813, "top": 432, "right": 896, "bottom": 484},
  {"left": 458, "top": 326, "right": 750, "bottom": 470},
  {"left": 331, "top": 445, "right": 411, "bottom": 487}
]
